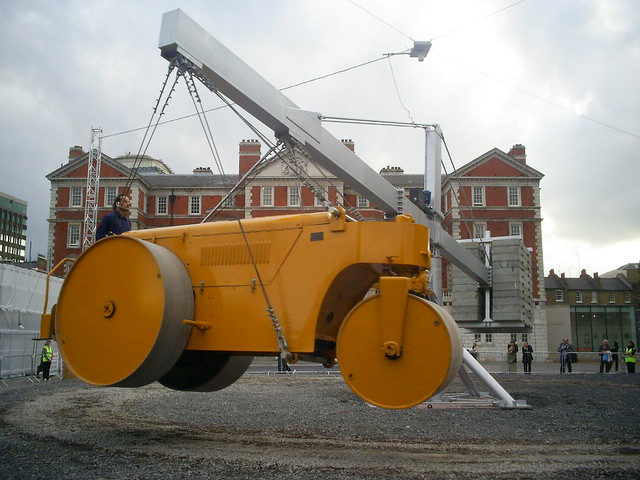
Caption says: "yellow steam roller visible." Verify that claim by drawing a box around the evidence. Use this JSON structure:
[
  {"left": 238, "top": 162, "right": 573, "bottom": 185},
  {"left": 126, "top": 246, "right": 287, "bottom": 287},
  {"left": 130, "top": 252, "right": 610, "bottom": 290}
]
[{"left": 42, "top": 209, "right": 462, "bottom": 409}]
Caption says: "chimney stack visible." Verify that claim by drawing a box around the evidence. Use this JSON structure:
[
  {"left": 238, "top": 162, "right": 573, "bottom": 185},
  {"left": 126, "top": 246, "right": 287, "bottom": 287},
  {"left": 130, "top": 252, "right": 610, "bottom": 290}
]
[
  {"left": 379, "top": 166, "right": 404, "bottom": 175},
  {"left": 508, "top": 144, "right": 526, "bottom": 163},
  {"left": 341, "top": 139, "right": 355, "bottom": 152},
  {"left": 68, "top": 146, "right": 84, "bottom": 161},
  {"left": 239, "top": 139, "right": 261, "bottom": 178}
]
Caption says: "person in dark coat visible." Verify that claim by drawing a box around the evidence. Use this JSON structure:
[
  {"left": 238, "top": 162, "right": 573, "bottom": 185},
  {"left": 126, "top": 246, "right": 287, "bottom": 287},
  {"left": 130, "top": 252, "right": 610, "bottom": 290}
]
[
  {"left": 610, "top": 341, "right": 619, "bottom": 372},
  {"left": 96, "top": 194, "right": 132, "bottom": 240},
  {"left": 522, "top": 341, "right": 533, "bottom": 374}
]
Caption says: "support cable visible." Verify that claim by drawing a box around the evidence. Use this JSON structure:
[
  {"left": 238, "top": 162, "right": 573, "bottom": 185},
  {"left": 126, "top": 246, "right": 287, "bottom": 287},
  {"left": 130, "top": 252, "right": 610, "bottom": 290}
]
[
  {"left": 123, "top": 62, "right": 181, "bottom": 196},
  {"left": 176, "top": 60, "right": 292, "bottom": 359}
]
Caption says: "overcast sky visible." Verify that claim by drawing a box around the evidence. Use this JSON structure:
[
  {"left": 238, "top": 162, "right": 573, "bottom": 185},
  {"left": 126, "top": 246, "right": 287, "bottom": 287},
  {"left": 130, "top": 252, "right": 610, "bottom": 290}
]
[{"left": 1, "top": 0, "right": 638, "bottom": 276}]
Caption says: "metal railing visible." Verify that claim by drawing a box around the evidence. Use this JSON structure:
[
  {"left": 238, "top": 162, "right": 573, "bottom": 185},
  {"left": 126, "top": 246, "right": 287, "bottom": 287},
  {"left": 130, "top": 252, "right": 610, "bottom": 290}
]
[
  {"left": 0, "top": 353, "right": 63, "bottom": 381},
  {"left": 466, "top": 350, "right": 633, "bottom": 374}
]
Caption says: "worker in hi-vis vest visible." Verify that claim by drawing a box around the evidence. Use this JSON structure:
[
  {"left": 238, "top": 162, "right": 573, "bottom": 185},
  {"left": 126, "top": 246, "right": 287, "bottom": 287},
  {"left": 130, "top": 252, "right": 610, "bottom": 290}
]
[
  {"left": 41, "top": 340, "right": 53, "bottom": 381},
  {"left": 624, "top": 341, "right": 636, "bottom": 374}
]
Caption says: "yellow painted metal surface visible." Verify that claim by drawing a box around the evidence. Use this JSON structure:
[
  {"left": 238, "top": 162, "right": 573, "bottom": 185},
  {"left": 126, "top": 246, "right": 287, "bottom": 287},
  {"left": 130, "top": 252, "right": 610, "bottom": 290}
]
[
  {"left": 124, "top": 210, "right": 430, "bottom": 355},
  {"left": 337, "top": 293, "right": 462, "bottom": 409},
  {"left": 47, "top": 209, "right": 464, "bottom": 407},
  {"left": 55, "top": 236, "right": 193, "bottom": 386}
]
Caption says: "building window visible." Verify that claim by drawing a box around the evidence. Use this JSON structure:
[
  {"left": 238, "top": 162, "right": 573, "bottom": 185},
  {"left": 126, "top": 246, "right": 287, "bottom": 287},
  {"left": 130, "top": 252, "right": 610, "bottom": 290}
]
[
  {"left": 522, "top": 333, "right": 528, "bottom": 342},
  {"left": 485, "top": 333, "right": 492, "bottom": 343},
  {"left": 472, "top": 186, "right": 484, "bottom": 206},
  {"left": 68, "top": 224, "right": 81, "bottom": 247},
  {"left": 105, "top": 187, "right": 117, "bottom": 207},
  {"left": 189, "top": 196, "right": 201, "bottom": 215},
  {"left": 71, "top": 187, "right": 83, "bottom": 207},
  {"left": 261, "top": 186, "right": 273, "bottom": 207},
  {"left": 510, "top": 333, "right": 517, "bottom": 342},
  {"left": 555, "top": 290, "right": 564, "bottom": 302},
  {"left": 474, "top": 222, "right": 487, "bottom": 239},
  {"left": 357, "top": 194, "right": 369, "bottom": 208},
  {"left": 288, "top": 186, "right": 300, "bottom": 206},
  {"left": 224, "top": 195, "right": 235, "bottom": 208},
  {"left": 591, "top": 291, "right": 598, "bottom": 303},
  {"left": 624, "top": 291, "right": 631, "bottom": 303},
  {"left": 157, "top": 196, "right": 168, "bottom": 215},
  {"left": 608, "top": 292, "right": 616, "bottom": 304},
  {"left": 474, "top": 333, "right": 481, "bottom": 343},
  {"left": 509, "top": 223, "right": 522, "bottom": 237},
  {"left": 576, "top": 291, "right": 583, "bottom": 303},
  {"left": 508, "top": 186, "right": 521, "bottom": 206}
]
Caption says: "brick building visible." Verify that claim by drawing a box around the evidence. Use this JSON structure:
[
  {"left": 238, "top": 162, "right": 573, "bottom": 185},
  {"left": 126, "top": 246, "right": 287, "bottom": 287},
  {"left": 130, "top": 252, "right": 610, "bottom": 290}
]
[{"left": 46, "top": 139, "right": 382, "bottom": 267}]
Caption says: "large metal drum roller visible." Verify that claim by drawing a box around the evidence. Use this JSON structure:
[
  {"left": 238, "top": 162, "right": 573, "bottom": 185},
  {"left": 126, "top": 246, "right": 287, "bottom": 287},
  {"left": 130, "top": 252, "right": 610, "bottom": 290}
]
[
  {"left": 337, "top": 277, "right": 463, "bottom": 409},
  {"left": 55, "top": 236, "right": 194, "bottom": 387}
]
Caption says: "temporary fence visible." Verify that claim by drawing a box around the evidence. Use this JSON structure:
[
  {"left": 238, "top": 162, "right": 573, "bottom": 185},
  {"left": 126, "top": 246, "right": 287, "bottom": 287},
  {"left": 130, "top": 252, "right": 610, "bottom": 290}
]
[{"left": 467, "top": 350, "right": 633, "bottom": 374}]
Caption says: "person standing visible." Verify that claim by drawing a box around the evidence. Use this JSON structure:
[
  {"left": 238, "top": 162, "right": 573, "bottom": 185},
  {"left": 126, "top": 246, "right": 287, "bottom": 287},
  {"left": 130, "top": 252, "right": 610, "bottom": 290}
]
[
  {"left": 598, "top": 339, "right": 612, "bottom": 373},
  {"left": 41, "top": 340, "right": 53, "bottom": 381},
  {"left": 522, "top": 341, "right": 534, "bottom": 374},
  {"left": 507, "top": 340, "right": 518, "bottom": 373},
  {"left": 610, "top": 341, "right": 619, "bottom": 372},
  {"left": 558, "top": 337, "right": 574, "bottom": 374},
  {"left": 96, "top": 194, "right": 132, "bottom": 240},
  {"left": 624, "top": 341, "right": 636, "bottom": 374}
]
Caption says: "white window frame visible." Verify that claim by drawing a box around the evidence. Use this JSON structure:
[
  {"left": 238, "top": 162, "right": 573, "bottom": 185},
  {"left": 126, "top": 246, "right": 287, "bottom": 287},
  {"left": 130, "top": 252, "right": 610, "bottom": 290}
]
[
  {"left": 474, "top": 333, "right": 481, "bottom": 343},
  {"left": 157, "top": 196, "right": 168, "bottom": 215},
  {"left": 105, "top": 187, "right": 117, "bottom": 207},
  {"left": 189, "top": 195, "right": 201, "bottom": 215},
  {"left": 576, "top": 291, "right": 583, "bottom": 303},
  {"left": 474, "top": 222, "right": 487, "bottom": 239},
  {"left": 608, "top": 292, "right": 616, "bottom": 304},
  {"left": 288, "top": 186, "right": 301, "bottom": 207},
  {"left": 357, "top": 194, "right": 369, "bottom": 208},
  {"left": 472, "top": 186, "right": 485, "bottom": 206},
  {"left": 591, "top": 291, "right": 598, "bottom": 303},
  {"left": 522, "top": 333, "right": 528, "bottom": 342},
  {"left": 624, "top": 291, "right": 631, "bottom": 303},
  {"left": 508, "top": 186, "right": 521, "bottom": 207},
  {"left": 261, "top": 186, "right": 273, "bottom": 207},
  {"left": 485, "top": 333, "right": 493, "bottom": 343},
  {"left": 223, "top": 195, "right": 234, "bottom": 208},
  {"left": 509, "top": 222, "right": 522, "bottom": 237},
  {"left": 71, "top": 187, "right": 83, "bottom": 207},
  {"left": 555, "top": 290, "right": 564, "bottom": 302},
  {"left": 68, "top": 224, "right": 81, "bottom": 248}
]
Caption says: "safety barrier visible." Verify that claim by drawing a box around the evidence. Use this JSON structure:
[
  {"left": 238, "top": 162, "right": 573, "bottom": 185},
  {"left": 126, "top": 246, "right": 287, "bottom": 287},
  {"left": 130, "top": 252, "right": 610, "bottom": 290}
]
[
  {"left": 0, "top": 352, "right": 63, "bottom": 381},
  {"left": 466, "top": 350, "right": 634, "bottom": 374}
]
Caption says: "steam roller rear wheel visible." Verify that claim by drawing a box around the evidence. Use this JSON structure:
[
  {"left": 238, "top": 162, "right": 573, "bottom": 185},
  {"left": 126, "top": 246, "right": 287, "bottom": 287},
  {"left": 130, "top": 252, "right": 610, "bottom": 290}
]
[
  {"left": 159, "top": 351, "right": 253, "bottom": 392},
  {"left": 55, "top": 236, "right": 194, "bottom": 387},
  {"left": 337, "top": 294, "right": 462, "bottom": 409}
]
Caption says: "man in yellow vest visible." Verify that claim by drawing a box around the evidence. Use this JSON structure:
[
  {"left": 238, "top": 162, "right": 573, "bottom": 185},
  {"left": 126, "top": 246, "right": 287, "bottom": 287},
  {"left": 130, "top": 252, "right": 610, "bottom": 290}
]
[
  {"left": 41, "top": 340, "right": 53, "bottom": 381},
  {"left": 624, "top": 341, "right": 636, "bottom": 374}
]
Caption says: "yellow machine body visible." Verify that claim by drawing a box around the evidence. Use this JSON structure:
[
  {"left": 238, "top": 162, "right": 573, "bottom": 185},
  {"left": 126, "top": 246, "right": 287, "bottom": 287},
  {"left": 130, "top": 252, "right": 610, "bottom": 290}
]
[{"left": 49, "top": 209, "right": 462, "bottom": 408}]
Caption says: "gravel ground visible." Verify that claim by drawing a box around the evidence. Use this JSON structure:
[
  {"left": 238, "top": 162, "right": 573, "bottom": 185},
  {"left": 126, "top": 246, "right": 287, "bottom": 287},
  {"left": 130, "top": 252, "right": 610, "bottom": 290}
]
[{"left": 1, "top": 370, "right": 639, "bottom": 480}]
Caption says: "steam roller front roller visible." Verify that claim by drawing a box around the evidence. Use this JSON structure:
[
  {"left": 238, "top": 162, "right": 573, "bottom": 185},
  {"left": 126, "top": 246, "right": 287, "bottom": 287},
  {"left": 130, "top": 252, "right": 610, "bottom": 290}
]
[
  {"left": 55, "top": 236, "right": 195, "bottom": 387},
  {"left": 337, "top": 277, "right": 463, "bottom": 409}
]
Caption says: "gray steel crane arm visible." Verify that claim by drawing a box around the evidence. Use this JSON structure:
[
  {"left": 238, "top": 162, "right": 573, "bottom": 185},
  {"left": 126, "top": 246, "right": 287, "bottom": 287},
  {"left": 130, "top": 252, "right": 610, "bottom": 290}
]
[{"left": 158, "top": 9, "right": 488, "bottom": 285}]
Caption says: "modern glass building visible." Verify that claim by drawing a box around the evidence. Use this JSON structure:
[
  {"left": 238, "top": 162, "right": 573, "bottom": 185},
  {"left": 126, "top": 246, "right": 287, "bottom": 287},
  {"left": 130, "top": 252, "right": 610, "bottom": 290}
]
[
  {"left": 0, "top": 192, "right": 28, "bottom": 262},
  {"left": 546, "top": 269, "right": 637, "bottom": 351}
]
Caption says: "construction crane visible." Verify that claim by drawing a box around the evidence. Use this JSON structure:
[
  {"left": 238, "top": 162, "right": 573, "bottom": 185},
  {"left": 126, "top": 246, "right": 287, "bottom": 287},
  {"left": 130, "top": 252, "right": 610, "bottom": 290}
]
[
  {"left": 82, "top": 127, "right": 103, "bottom": 251},
  {"left": 41, "top": 10, "right": 529, "bottom": 409}
]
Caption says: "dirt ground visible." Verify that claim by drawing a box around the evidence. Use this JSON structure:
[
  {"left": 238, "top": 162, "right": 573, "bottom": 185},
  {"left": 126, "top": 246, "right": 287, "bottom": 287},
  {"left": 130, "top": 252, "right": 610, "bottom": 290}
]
[{"left": 1, "top": 372, "right": 639, "bottom": 479}]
